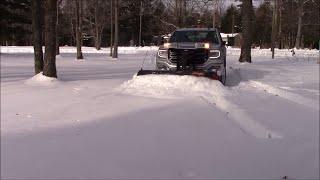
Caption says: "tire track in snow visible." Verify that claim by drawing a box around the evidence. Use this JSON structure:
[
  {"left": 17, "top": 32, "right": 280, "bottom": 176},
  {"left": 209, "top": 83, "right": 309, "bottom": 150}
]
[
  {"left": 248, "top": 80, "right": 319, "bottom": 111},
  {"left": 199, "top": 92, "right": 282, "bottom": 139},
  {"left": 229, "top": 65, "right": 319, "bottom": 110},
  {"left": 119, "top": 75, "right": 282, "bottom": 139}
]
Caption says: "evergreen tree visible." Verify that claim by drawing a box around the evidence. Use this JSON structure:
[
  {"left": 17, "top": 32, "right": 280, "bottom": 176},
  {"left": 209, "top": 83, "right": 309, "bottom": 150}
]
[
  {"left": 253, "top": 2, "right": 272, "bottom": 48},
  {"left": 221, "top": 5, "right": 241, "bottom": 34},
  {"left": 0, "top": 0, "right": 31, "bottom": 45}
]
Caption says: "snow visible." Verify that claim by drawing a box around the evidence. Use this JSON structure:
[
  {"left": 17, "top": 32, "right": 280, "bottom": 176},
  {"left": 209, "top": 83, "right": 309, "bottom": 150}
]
[
  {"left": 221, "top": 33, "right": 239, "bottom": 43},
  {"left": 1, "top": 46, "right": 319, "bottom": 179},
  {"left": 226, "top": 47, "right": 319, "bottom": 57},
  {"left": 0, "top": 46, "right": 159, "bottom": 54},
  {"left": 220, "top": 32, "right": 238, "bottom": 38},
  {"left": 24, "top": 72, "right": 60, "bottom": 87},
  {"left": 120, "top": 75, "right": 282, "bottom": 139}
]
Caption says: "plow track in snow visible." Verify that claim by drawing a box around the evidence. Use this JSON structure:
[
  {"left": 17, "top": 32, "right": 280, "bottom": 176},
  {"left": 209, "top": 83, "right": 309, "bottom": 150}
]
[
  {"left": 248, "top": 80, "right": 319, "bottom": 111},
  {"left": 118, "top": 74, "right": 282, "bottom": 139},
  {"left": 228, "top": 65, "right": 319, "bottom": 111}
]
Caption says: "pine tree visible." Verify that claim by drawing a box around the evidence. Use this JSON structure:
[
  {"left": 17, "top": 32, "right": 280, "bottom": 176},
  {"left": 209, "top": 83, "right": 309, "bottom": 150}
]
[{"left": 0, "top": 0, "right": 31, "bottom": 45}]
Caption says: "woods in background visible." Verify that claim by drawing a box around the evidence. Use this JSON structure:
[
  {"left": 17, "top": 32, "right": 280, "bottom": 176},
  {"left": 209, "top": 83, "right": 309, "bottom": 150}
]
[{"left": 1, "top": 0, "right": 319, "bottom": 49}]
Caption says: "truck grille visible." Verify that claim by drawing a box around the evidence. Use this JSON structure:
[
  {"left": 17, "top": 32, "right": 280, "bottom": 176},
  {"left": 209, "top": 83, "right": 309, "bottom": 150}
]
[{"left": 168, "top": 49, "right": 209, "bottom": 64}]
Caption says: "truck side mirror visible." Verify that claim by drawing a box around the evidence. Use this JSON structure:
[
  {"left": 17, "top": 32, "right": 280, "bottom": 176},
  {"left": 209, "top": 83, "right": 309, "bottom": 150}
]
[{"left": 222, "top": 41, "right": 226, "bottom": 46}]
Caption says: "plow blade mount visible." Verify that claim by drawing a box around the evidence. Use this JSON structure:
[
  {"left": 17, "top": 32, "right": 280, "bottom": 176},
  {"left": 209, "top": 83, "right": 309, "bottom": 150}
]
[
  {"left": 137, "top": 69, "right": 192, "bottom": 76},
  {"left": 137, "top": 69, "right": 219, "bottom": 80}
]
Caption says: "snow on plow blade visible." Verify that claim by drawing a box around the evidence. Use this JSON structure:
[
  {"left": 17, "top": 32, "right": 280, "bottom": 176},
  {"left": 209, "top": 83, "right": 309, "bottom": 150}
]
[{"left": 137, "top": 69, "right": 219, "bottom": 80}]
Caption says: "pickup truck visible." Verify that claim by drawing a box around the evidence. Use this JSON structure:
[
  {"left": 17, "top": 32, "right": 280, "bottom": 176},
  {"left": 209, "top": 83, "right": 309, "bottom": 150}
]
[{"left": 156, "top": 28, "right": 228, "bottom": 85}]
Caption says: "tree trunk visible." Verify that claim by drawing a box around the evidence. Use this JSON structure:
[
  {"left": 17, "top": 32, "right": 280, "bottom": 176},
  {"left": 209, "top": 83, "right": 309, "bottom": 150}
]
[
  {"left": 112, "top": 0, "right": 118, "bottom": 59},
  {"left": 75, "top": 0, "right": 83, "bottom": 59},
  {"left": 239, "top": 0, "right": 254, "bottom": 63},
  {"left": 55, "top": 0, "right": 60, "bottom": 55},
  {"left": 183, "top": 0, "right": 187, "bottom": 26},
  {"left": 175, "top": 0, "right": 183, "bottom": 28},
  {"left": 212, "top": 1, "right": 216, "bottom": 28},
  {"left": 31, "top": 0, "right": 44, "bottom": 74},
  {"left": 43, "top": 0, "right": 57, "bottom": 77},
  {"left": 94, "top": 0, "right": 101, "bottom": 50},
  {"left": 139, "top": 1, "right": 143, "bottom": 46},
  {"left": 70, "top": 18, "right": 76, "bottom": 46},
  {"left": 295, "top": 0, "right": 303, "bottom": 49},
  {"left": 231, "top": 11, "right": 235, "bottom": 34},
  {"left": 110, "top": 0, "right": 114, "bottom": 56},
  {"left": 278, "top": 1, "right": 282, "bottom": 49},
  {"left": 271, "top": 0, "right": 279, "bottom": 59}
]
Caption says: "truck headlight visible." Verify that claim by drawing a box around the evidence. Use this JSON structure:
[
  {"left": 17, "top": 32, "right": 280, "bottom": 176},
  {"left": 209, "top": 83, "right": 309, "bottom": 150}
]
[
  {"left": 209, "top": 50, "right": 220, "bottom": 58},
  {"left": 157, "top": 50, "right": 168, "bottom": 58},
  {"left": 204, "top": 43, "right": 210, "bottom": 49},
  {"left": 163, "top": 43, "right": 171, "bottom": 48}
]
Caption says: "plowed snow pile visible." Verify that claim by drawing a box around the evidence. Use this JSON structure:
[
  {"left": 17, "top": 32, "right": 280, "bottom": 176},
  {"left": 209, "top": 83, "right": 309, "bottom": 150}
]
[
  {"left": 24, "top": 72, "right": 60, "bottom": 86},
  {"left": 119, "top": 74, "right": 228, "bottom": 99}
]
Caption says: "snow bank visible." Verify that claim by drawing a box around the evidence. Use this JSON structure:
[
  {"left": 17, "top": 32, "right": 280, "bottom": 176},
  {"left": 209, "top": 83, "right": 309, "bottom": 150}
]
[
  {"left": 1, "top": 46, "right": 318, "bottom": 58},
  {"left": 0, "top": 46, "right": 159, "bottom": 54},
  {"left": 119, "top": 74, "right": 227, "bottom": 99},
  {"left": 227, "top": 47, "right": 319, "bottom": 57},
  {"left": 24, "top": 72, "right": 60, "bottom": 86},
  {"left": 119, "top": 75, "right": 282, "bottom": 139}
]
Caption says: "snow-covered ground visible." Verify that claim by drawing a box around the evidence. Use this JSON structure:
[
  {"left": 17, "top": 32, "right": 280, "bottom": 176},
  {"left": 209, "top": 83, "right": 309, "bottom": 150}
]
[{"left": 1, "top": 46, "right": 319, "bottom": 179}]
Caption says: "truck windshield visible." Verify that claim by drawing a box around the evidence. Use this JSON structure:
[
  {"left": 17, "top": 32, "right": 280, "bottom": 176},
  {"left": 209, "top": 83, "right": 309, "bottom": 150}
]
[{"left": 169, "top": 31, "right": 220, "bottom": 44}]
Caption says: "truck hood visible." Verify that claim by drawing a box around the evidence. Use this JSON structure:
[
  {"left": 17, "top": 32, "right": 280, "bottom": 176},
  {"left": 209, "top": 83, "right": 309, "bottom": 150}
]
[{"left": 162, "top": 42, "right": 220, "bottom": 49}]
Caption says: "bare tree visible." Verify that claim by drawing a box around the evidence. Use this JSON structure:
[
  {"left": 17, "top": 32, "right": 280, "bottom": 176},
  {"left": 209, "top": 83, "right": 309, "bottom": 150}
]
[
  {"left": 175, "top": 0, "right": 184, "bottom": 27},
  {"left": 294, "top": 0, "right": 312, "bottom": 48},
  {"left": 112, "top": 0, "right": 118, "bottom": 59},
  {"left": 278, "top": 0, "right": 283, "bottom": 49},
  {"left": 85, "top": 0, "right": 108, "bottom": 50},
  {"left": 94, "top": 0, "right": 101, "bottom": 50},
  {"left": 139, "top": 1, "right": 143, "bottom": 46},
  {"left": 212, "top": 0, "right": 216, "bottom": 28},
  {"left": 210, "top": 0, "right": 225, "bottom": 28},
  {"left": 31, "top": 0, "right": 44, "bottom": 74},
  {"left": 239, "top": 0, "right": 254, "bottom": 63},
  {"left": 75, "top": 0, "right": 83, "bottom": 59},
  {"left": 271, "top": 0, "right": 280, "bottom": 59},
  {"left": 55, "top": 0, "right": 62, "bottom": 55},
  {"left": 43, "top": 0, "right": 57, "bottom": 77},
  {"left": 110, "top": 0, "right": 114, "bottom": 56}
]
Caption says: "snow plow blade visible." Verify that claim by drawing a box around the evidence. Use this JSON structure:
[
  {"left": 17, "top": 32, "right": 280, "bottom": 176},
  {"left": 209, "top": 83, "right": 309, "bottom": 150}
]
[
  {"left": 137, "top": 70, "right": 191, "bottom": 76},
  {"left": 137, "top": 69, "right": 219, "bottom": 80}
]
